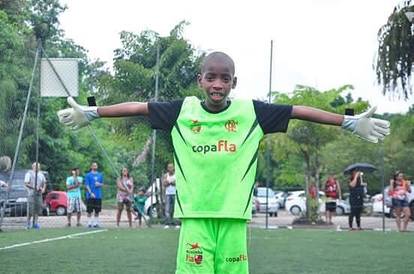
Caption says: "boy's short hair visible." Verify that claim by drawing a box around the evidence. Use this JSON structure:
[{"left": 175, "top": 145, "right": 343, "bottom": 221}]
[{"left": 201, "top": 52, "right": 235, "bottom": 75}]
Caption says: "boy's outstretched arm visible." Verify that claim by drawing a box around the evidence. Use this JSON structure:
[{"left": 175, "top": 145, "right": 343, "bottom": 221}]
[
  {"left": 291, "top": 106, "right": 343, "bottom": 126},
  {"left": 57, "top": 97, "right": 148, "bottom": 129},
  {"left": 291, "top": 105, "right": 390, "bottom": 143}
]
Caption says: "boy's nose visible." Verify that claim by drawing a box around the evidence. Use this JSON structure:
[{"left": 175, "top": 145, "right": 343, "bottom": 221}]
[{"left": 212, "top": 80, "right": 224, "bottom": 90}]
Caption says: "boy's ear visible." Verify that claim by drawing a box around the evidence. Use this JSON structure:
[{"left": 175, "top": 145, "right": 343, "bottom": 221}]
[
  {"left": 232, "top": 77, "right": 237, "bottom": 89},
  {"left": 197, "top": 74, "right": 202, "bottom": 87}
]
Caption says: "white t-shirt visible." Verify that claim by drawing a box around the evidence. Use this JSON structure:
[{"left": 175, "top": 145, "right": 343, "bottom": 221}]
[
  {"left": 24, "top": 170, "right": 46, "bottom": 196},
  {"left": 165, "top": 173, "right": 176, "bottom": 196}
]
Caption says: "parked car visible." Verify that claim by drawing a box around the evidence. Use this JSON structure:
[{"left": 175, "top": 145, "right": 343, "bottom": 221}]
[
  {"left": 274, "top": 191, "right": 288, "bottom": 209},
  {"left": 285, "top": 190, "right": 350, "bottom": 216},
  {"left": 0, "top": 170, "right": 49, "bottom": 217},
  {"left": 254, "top": 187, "right": 279, "bottom": 217},
  {"left": 371, "top": 193, "right": 391, "bottom": 216},
  {"left": 44, "top": 191, "right": 67, "bottom": 216},
  {"left": 320, "top": 197, "right": 350, "bottom": 216},
  {"left": 143, "top": 179, "right": 161, "bottom": 218}
]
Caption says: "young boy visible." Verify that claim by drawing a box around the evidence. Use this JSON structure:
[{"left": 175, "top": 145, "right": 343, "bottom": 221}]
[
  {"left": 66, "top": 167, "right": 83, "bottom": 227},
  {"left": 132, "top": 188, "right": 148, "bottom": 227},
  {"left": 58, "top": 52, "right": 390, "bottom": 273}
]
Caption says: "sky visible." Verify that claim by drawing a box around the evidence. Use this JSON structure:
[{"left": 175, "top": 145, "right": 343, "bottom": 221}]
[{"left": 59, "top": 0, "right": 414, "bottom": 114}]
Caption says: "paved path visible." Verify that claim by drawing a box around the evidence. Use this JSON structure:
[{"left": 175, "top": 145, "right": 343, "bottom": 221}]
[
  {"left": 250, "top": 211, "right": 411, "bottom": 231},
  {"left": 2, "top": 209, "right": 412, "bottom": 232}
]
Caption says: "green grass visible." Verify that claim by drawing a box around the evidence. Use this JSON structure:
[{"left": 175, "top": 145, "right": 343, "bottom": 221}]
[{"left": 0, "top": 228, "right": 412, "bottom": 274}]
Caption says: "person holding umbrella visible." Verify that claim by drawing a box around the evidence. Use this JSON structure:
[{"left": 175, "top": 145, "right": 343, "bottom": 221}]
[
  {"left": 348, "top": 170, "right": 365, "bottom": 230},
  {"left": 389, "top": 171, "right": 411, "bottom": 232}
]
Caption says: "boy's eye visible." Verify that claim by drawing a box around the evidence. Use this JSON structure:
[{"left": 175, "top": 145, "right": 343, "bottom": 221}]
[
  {"left": 205, "top": 74, "right": 215, "bottom": 80},
  {"left": 222, "top": 76, "right": 231, "bottom": 83}
]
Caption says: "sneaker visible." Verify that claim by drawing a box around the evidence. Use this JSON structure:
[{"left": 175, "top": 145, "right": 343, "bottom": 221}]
[
  {"left": 175, "top": 225, "right": 181, "bottom": 229},
  {"left": 88, "top": 224, "right": 92, "bottom": 228},
  {"left": 67, "top": 223, "right": 71, "bottom": 227},
  {"left": 76, "top": 223, "right": 82, "bottom": 227},
  {"left": 164, "top": 225, "right": 170, "bottom": 229},
  {"left": 93, "top": 224, "right": 100, "bottom": 228}
]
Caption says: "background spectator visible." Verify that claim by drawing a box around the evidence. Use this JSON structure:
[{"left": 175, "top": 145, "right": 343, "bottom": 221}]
[
  {"left": 389, "top": 171, "right": 411, "bottom": 232},
  {"left": 24, "top": 162, "right": 47, "bottom": 229},
  {"left": 162, "top": 163, "right": 178, "bottom": 228},
  {"left": 133, "top": 188, "right": 148, "bottom": 227},
  {"left": 66, "top": 167, "right": 83, "bottom": 227},
  {"left": 84, "top": 162, "right": 104, "bottom": 228},
  {"left": 324, "top": 175, "right": 341, "bottom": 225},
  {"left": 116, "top": 167, "right": 134, "bottom": 228},
  {"left": 348, "top": 170, "right": 364, "bottom": 230}
]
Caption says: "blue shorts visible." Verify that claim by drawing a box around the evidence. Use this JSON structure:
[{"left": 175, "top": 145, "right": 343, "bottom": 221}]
[{"left": 392, "top": 198, "right": 409, "bottom": 208}]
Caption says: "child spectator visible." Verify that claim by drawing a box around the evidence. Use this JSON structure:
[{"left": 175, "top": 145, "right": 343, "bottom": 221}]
[{"left": 133, "top": 188, "right": 148, "bottom": 227}]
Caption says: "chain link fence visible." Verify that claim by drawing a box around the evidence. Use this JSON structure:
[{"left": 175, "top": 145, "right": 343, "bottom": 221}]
[{"left": 0, "top": 46, "right": 410, "bottom": 234}]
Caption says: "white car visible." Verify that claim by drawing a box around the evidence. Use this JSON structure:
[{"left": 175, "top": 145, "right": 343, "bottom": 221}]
[
  {"left": 371, "top": 193, "right": 391, "bottom": 216},
  {"left": 255, "top": 187, "right": 279, "bottom": 217},
  {"left": 274, "top": 191, "right": 287, "bottom": 209},
  {"left": 285, "top": 190, "right": 350, "bottom": 216},
  {"left": 142, "top": 178, "right": 161, "bottom": 218}
]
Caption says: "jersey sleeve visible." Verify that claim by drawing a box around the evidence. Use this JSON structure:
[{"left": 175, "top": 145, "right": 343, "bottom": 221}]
[
  {"left": 253, "top": 100, "right": 293, "bottom": 134},
  {"left": 148, "top": 100, "right": 184, "bottom": 131}
]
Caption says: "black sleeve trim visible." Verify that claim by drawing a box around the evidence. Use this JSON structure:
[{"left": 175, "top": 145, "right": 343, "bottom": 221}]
[
  {"left": 148, "top": 100, "right": 183, "bottom": 131},
  {"left": 253, "top": 100, "right": 292, "bottom": 134}
]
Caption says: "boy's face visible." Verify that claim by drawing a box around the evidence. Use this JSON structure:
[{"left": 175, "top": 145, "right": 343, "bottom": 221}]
[
  {"left": 167, "top": 163, "right": 174, "bottom": 173},
  {"left": 198, "top": 58, "right": 237, "bottom": 111}
]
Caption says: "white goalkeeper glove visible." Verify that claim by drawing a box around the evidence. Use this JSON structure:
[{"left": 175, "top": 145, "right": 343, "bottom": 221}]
[
  {"left": 57, "top": 97, "right": 99, "bottom": 129},
  {"left": 341, "top": 106, "right": 390, "bottom": 143}
]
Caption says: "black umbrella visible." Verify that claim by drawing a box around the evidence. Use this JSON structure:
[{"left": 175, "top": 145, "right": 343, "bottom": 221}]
[{"left": 343, "top": 163, "right": 377, "bottom": 175}]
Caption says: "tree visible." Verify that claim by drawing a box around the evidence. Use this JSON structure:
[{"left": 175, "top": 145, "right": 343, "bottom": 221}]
[
  {"left": 0, "top": 0, "right": 110, "bottom": 189},
  {"left": 375, "top": 1, "right": 414, "bottom": 99},
  {"left": 267, "top": 85, "right": 368, "bottom": 221},
  {"left": 95, "top": 21, "right": 203, "bottom": 183}
]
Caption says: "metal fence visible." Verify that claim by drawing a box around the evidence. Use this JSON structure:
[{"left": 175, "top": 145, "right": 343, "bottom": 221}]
[{"left": 0, "top": 44, "right": 412, "bottom": 234}]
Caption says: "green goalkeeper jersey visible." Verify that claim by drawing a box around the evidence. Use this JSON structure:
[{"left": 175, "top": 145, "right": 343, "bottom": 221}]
[{"left": 148, "top": 96, "right": 292, "bottom": 220}]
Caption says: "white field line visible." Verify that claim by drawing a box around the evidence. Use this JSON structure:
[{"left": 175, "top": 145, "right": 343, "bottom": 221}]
[{"left": 0, "top": 229, "right": 108, "bottom": 251}]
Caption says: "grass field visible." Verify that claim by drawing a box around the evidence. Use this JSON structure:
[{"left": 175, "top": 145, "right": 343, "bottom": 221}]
[{"left": 0, "top": 228, "right": 412, "bottom": 274}]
